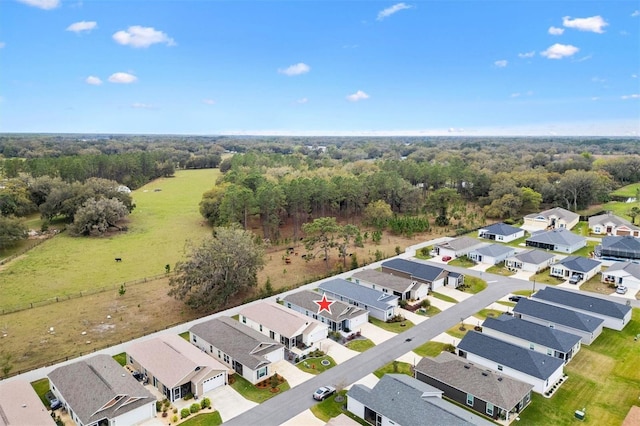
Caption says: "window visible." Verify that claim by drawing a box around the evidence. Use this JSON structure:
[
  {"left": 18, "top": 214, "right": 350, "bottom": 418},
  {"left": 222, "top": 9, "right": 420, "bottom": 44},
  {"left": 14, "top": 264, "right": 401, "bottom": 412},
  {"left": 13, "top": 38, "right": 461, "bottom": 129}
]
[
  {"left": 242, "top": 316, "right": 246, "bottom": 324},
  {"left": 209, "top": 345, "right": 213, "bottom": 353},
  {"left": 529, "top": 343, "right": 534, "bottom": 350},
  {"left": 547, "top": 348, "right": 553, "bottom": 356},
  {"left": 486, "top": 402, "right": 494, "bottom": 416},
  {"left": 257, "top": 367, "right": 267, "bottom": 379},
  {"left": 192, "top": 335, "right": 197, "bottom": 343},
  {"left": 466, "top": 394, "right": 474, "bottom": 406},
  {"left": 497, "top": 365, "right": 503, "bottom": 371},
  {"left": 129, "top": 356, "right": 134, "bottom": 365},
  {"left": 223, "top": 354, "right": 230, "bottom": 363},
  {"left": 269, "top": 331, "right": 275, "bottom": 339},
  {"left": 217, "top": 350, "right": 221, "bottom": 358},
  {"left": 259, "top": 324, "right": 263, "bottom": 332},
  {"left": 287, "top": 303, "right": 291, "bottom": 308}
]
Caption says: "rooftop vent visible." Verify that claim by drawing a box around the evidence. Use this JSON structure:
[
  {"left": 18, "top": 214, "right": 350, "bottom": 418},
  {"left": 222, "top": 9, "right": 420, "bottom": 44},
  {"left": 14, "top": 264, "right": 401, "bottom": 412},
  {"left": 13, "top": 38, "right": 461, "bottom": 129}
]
[
  {"left": 464, "top": 365, "right": 471, "bottom": 369},
  {"left": 482, "top": 372, "right": 489, "bottom": 376},
  {"left": 497, "top": 377, "right": 503, "bottom": 382}
]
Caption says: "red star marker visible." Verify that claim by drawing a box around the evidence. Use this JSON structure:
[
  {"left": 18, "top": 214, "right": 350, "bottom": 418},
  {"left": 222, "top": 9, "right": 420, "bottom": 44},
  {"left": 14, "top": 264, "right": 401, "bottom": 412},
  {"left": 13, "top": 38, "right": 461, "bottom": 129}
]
[{"left": 314, "top": 293, "right": 335, "bottom": 315}]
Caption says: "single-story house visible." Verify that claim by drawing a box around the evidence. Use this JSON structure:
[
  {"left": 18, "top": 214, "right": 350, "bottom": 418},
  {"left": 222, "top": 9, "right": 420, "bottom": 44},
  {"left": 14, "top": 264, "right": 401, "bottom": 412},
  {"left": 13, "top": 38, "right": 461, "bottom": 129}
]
[
  {"left": 601, "top": 261, "right": 640, "bottom": 292},
  {"left": 317, "top": 278, "right": 398, "bottom": 321},
  {"left": 468, "top": 244, "right": 516, "bottom": 265},
  {"left": 189, "top": 316, "right": 284, "bottom": 385},
  {"left": 238, "top": 301, "right": 328, "bottom": 354},
  {"left": 482, "top": 314, "right": 582, "bottom": 364},
  {"left": 588, "top": 212, "right": 640, "bottom": 237},
  {"left": 456, "top": 331, "right": 565, "bottom": 395},
  {"left": 380, "top": 258, "right": 464, "bottom": 290},
  {"left": 283, "top": 290, "right": 369, "bottom": 333},
  {"left": 522, "top": 207, "right": 579, "bottom": 232},
  {"left": 352, "top": 268, "right": 430, "bottom": 300},
  {"left": 126, "top": 334, "right": 229, "bottom": 401},
  {"left": 525, "top": 228, "right": 586, "bottom": 253},
  {"left": 48, "top": 354, "right": 156, "bottom": 426},
  {"left": 433, "top": 237, "right": 486, "bottom": 259},
  {"left": 478, "top": 222, "right": 526, "bottom": 243},
  {"left": 595, "top": 236, "right": 640, "bottom": 261},
  {"left": 347, "top": 374, "right": 493, "bottom": 426},
  {"left": 532, "top": 286, "right": 632, "bottom": 331},
  {"left": 0, "top": 380, "right": 56, "bottom": 425},
  {"left": 505, "top": 249, "right": 556, "bottom": 273},
  {"left": 414, "top": 351, "right": 533, "bottom": 422},
  {"left": 549, "top": 256, "right": 601, "bottom": 284},
  {"left": 512, "top": 298, "right": 604, "bottom": 345}
]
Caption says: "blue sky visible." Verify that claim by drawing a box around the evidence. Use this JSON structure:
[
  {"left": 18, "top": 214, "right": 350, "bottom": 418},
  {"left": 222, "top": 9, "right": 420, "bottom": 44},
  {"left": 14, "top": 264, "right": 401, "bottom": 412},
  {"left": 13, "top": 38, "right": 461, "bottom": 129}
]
[{"left": 1, "top": 0, "right": 638, "bottom": 136}]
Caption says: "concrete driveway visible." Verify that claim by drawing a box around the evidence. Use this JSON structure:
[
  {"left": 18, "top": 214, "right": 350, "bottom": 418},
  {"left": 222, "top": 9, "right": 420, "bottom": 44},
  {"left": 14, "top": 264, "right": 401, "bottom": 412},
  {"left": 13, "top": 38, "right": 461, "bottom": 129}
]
[
  {"left": 399, "top": 308, "right": 427, "bottom": 324},
  {"left": 208, "top": 385, "right": 257, "bottom": 422},
  {"left": 280, "top": 409, "right": 325, "bottom": 426},
  {"left": 272, "top": 360, "right": 315, "bottom": 388},
  {"left": 358, "top": 322, "right": 396, "bottom": 345},
  {"left": 320, "top": 338, "right": 359, "bottom": 364},
  {"left": 435, "top": 285, "right": 473, "bottom": 301},
  {"left": 427, "top": 295, "right": 456, "bottom": 311},
  {"left": 345, "top": 373, "right": 379, "bottom": 390}
]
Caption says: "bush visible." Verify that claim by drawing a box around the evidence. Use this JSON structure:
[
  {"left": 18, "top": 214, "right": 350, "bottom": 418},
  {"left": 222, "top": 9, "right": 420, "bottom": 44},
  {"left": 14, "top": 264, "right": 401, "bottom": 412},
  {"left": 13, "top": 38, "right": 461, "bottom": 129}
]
[
  {"left": 183, "top": 392, "right": 193, "bottom": 400},
  {"left": 173, "top": 408, "right": 178, "bottom": 414},
  {"left": 201, "top": 397, "right": 211, "bottom": 409},
  {"left": 398, "top": 299, "right": 408, "bottom": 308},
  {"left": 421, "top": 299, "right": 431, "bottom": 308},
  {"left": 156, "top": 401, "right": 162, "bottom": 412},
  {"left": 180, "top": 408, "right": 190, "bottom": 419},
  {"left": 172, "top": 415, "right": 178, "bottom": 423},
  {"left": 162, "top": 398, "right": 170, "bottom": 408},
  {"left": 190, "top": 403, "right": 200, "bottom": 414}
]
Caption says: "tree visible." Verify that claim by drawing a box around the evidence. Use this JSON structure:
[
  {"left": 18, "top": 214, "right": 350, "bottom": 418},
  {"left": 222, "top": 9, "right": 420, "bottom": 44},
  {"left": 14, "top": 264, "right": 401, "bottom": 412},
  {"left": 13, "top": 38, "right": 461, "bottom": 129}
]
[
  {"left": 0, "top": 216, "right": 27, "bottom": 250},
  {"left": 69, "top": 197, "right": 129, "bottom": 236},
  {"left": 199, "top": 184, "right": 229, "bottom": 226},
  {"left": 363, "top": 200, "right": 393, "bottom": 229},
  {"left": 337, "top": 224, "right": 359, "bottom": 269},
  {"left": 302, "top": 217, "right": 340, "bottom": 270},
  {"left": 628, "top": 206, "right": 640, "bottom": 225},
  {"left": 168, "top": 226, "right": 265, "bottom": 311},
  {"left": 425, "top": 188, "right": 460, "bottom": 226}
]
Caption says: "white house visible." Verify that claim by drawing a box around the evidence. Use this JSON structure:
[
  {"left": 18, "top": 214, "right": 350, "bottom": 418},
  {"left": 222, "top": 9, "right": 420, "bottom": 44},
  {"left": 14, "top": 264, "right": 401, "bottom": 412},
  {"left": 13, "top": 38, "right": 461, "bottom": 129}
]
[
  {"left": 588, "top": 212, "right": 640, "bottom": 237},
  {"left": 283, "top": 290, "right": 369, "bottom": 333},
  {"left": 549, "top": 256, "right": 601, "bottom": 284},
  {"left": 522, "top": 207, "right": 579, "bottom": 232},
  {"left": 352, "top": 268, "right": 430, "bottom": 300},
  {"left": 505, "top": 249, "right": 556, "bottom": 273},
  {"left": 317, "top": 278, "right": 399, "bottom": 321},
  {"left": 601, "top": 261, "right": 640, "bottom": 293},
  {"left": 379, "top": 258, "right": 464, "bottom": 291},
  {"left": 468, "top": 244, "right": 516, "bottom": 265},
  {"left": 0, "top": 380, "right": 56, "bottom": 425},
  {"left": 478, "top": 222, "right": 525, "bottom": 243},
  {"left": 525, "top": 228, "right": 586, "bottom": 254},
  {"left": 433, "top": 236, "right": 486, "bottom": 259}
]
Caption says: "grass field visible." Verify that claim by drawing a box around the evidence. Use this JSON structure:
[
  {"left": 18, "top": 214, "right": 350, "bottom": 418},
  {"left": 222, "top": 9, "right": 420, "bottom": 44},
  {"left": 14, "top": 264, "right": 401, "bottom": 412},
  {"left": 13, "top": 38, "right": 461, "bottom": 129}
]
[
  {"left": 463, "top": 276, "right": 487, "bottom": 294},
  {"left": 369, "top": 317, "right": 415, "bottom": 333},
  {"left": 297, "top": 355, "right": 336, "bottom": 374},
  {"left": 346, "top": 338, "right": 375, "bottom": 352},
  {"left": 373, "top": 360, "right": 413, "bottom": 378},
  {"left": 431, "top": 292, "right": 458, "bottom": 303},
  {"left": 229, "top": 374, "right": 290, "bottom": 403},
  {"left": 413, "top": 341, "right": 450, "bottom": 357},
  {"left": 180, "top": 411, "right": 222, "bottom": 426},
  {"left": 611, "top": 183, "right": 640, "bottom": 198}
]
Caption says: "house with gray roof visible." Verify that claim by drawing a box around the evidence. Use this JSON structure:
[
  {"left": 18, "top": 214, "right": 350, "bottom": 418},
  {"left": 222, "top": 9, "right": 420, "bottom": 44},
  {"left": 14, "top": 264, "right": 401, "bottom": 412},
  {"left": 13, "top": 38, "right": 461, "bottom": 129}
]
[
  {"left": 482, "top": 314, "right": 582, "bottom": 364},
  {"left": 189, "top": 317, "right": 284, "bottom": 385},
  {"left": 525, "top": 228, "right": 586, "bottom": 253},
  {"left": 0, "top": 380, "right": 56, "bottom": 426},
  {"left": 512, "top": 298, "right": 604, "bottom": 344},
  {"left": 505, "top": 249, "right": 556, "bottom": 273},
  {"left": 283, "top": 290, "right": 368, "bottom": 333},
  {"left": 352, "top": 268, "right": 430, "bottom": 300},
  {"left": 601, "top": 261, "right": 640, "bottom": 293},
  {"left": 478, "top": 222, "right": 526, "bottom": 243},
  {"left": 379, "top": 258, "right": 464, "bottom": 291},
  {"left": 457, "top": 331, "right": 565, "bottom": 395},
  {"left": 414, "top": 352, "right": 533, "bottom": 422},
  {"left": 523, "top": 207, "right": 579, "bottom": 232},
  {"left": 317, "top": 278, "right": 398, "bottom": 321},
  {"left": 347, "top": 374, "right": 493, "bottom": 426},
  {"left": 468, "top": 244, "right": 516, "bottom": 265},
  {"left": 532, "top": 287, "right": 632, "bottom": 331},
  {"left": 596, "top": 236, "right": 640, "bottom": 261},
  {"left": 48, "top": 354, "right": 156, "bottom": 426},
  {"left": 549, "top": 256, "right": 601, "bottom": 284},
  {"left": 434, "top": 236, "right": 486, "bottom": 259},
  {"left": 589, "top": 212, "right": 640, "bottom": 237}
]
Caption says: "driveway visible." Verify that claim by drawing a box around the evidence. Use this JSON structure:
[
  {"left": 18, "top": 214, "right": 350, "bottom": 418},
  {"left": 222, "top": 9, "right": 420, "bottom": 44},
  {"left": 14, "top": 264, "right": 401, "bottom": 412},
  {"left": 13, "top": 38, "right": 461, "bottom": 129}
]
[
  {"left": 399, "top": 308, "right": 427, "bottom": 324},
  {"left": 207, "top": 385, "right": 257, "bottom": 422},
  {"left": 272, "top": 360, "right": 315, "bottom": 388},
  {"left": 427, "top": 295, "right": 456, "bottom": 311},
  {"left": 435, "top": 285, "right": 473, "bottom": 302},
  {"left": 280, "top": 409, "right": 325, "bottom": 426},
  {"left": 345, "top": 373, "right": 379, "bottom": 390},
  {"left": 358, "top": 322, "right": 396, "bottom": 345},
  {"left": 320, "top": 338, "right": 359, "bottom": 364}
]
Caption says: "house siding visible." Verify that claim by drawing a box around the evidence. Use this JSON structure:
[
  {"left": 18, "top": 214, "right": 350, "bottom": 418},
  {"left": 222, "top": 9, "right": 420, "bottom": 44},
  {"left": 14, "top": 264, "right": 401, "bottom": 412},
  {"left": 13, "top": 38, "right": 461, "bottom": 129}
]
[
  {"left": 481, "top": 327, "right": 579, "bottom": 363},
  {"left": 319, "top": 290, "right": 394, "bottom": 321},
  {"left": 514, "top": 313, "right": 599, "bottom": 345},
  {"left": 112, "top": 401, "right": 156, "bottom": 426},
  {"left": 530, "top": 300, "right": 630, "bottom": 331}
]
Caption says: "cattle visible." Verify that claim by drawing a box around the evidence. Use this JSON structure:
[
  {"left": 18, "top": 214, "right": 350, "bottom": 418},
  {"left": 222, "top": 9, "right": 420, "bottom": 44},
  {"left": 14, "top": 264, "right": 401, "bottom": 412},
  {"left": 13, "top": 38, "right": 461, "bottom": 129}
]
[{"left": 115, "top": 258, "right": 122, "bottom": 262}]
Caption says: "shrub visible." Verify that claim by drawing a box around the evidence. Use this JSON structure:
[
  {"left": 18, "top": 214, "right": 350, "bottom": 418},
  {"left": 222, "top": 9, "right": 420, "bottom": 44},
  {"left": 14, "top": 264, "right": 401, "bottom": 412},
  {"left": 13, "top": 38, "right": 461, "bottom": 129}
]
[
  {"left": 190, "top": 403, "right": 200, "bottom": 414},
  {"left": 201, "top": 397, "right": 211, "bottom": 409},
  {"left": 156, "top": 401, "right": 162, "bottom": 412},
  {"left": 421, "top": 299, "right": 431, "bottom": 308},
  {"left": 398, "top": 299, "right": 408, "bottom": 308},
  {"left": 180, "top": 408, "right": 190, "bottom": 419},
  {"left": 183, "top": 392, "right": 193, "bottom": 400},
  {"left": 172, "top": 415, "right": 178, "bottom": 423},
  {"left": 173, "top": 408, "right": 178, "bottom": 414},
  {"left": 162, "top": 398, "right": 170, "bottom": 408}
]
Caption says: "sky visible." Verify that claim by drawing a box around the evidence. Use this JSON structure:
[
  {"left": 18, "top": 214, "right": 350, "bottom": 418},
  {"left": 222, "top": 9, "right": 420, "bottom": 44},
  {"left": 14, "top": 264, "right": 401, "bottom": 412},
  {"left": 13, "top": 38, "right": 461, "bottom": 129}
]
[{"left": 1, "top": 0, "right": 639, "bottom": 136}]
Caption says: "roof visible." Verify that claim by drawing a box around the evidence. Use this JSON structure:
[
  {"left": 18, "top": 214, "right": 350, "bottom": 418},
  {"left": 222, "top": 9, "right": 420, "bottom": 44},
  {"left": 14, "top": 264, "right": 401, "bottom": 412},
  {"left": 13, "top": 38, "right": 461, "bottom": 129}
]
[
  {"left": 513, "top": 298, "right": 604, "bottom": 333},
  {"left": 189, "top": 317, "right": 283, "bottom": 370},
  {"left": 601, "top": 235, "right": 640, "bottom": 252},
  {"left": 605, "top": 261, "right": 640, "bottom": 280},
  {"left": 480, "top": 222, "right": 524, "bottom": 237},
  {"left": 0, "top": 380, "right": 56, "bottom": 426},
  {"left": 532, "top": 287, "right": 632, "bottom": 320},
  {"left": 457, "top": 332, "right": 564, "bottom": 380},
  {"left": 347, "top": 374, "right": 492, "bottom": 426},
  {"left": 436, "top": 236, "right": 484, "bottom": 252},
  {"left": 283, "top": 290, "right": 368, "bottom": 322},
  {"left": 589, "top": 213, "right": 640, "bottom": 231},
  {"left": 525, "top": 228, "right": 585, "bottom": 247},
  {"left": 525, "top": 207, "right": 579, "bottom": 223},
  {"left": 239, "top": 301, "right": 326, "bottom": 338},
  {"left": 511, "top": 249, "right": 556, "bottom": 265},
  {"left": 126, "top": 334, "right": 228, "bottom": 389},
  {"left": 317, "top": 278, "right": 398, "bottom": 311},
  {"left": 379, "top": 258, "right": 447, "bottom": 282},
  {"left": 622, "top": 405, "right": 640, "bottom": 426},
  {"left": 483, "top": 314, "right": 581, "bottom": 353},
  {"left": 415, "top": 352, "right": 533, "bottom": 411},
  {"left": 352, "top": 268, "right": 415, "bottom": 292},
  {"left": 473, "top": 244, "right": 515, "bottom": 257},
  {"left": 556, "top": 256, "right": 601, "bottom": 273},
  {"left": 48, "top": 354, "right": 155, "bottom": 425}
]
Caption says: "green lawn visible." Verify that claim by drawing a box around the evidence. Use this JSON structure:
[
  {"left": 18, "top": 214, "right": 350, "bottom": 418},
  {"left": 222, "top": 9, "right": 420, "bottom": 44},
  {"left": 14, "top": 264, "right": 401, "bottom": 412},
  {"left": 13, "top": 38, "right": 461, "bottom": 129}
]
[
  {"left": 485, "top": 263, "right": 516, "bottom": 276},
  {"left": 310, "top": 391, "right": 369, "bottom": 425},
  {"left": 297, "top": 355, "right": 337, "bottom": 374},
  {"left": 611, "top": 182, "right": 640, "bottom": 198},
  {"left": 580, "top": 201, "right": 637, "bottom": 222},
  {"left": 113, "top": 352, "right": 127, "bottom": 366},
  {"left": 31, "top": 378, "right": 50, "bottom": 407},
  {"left": 413, "top": 341, "right": 452, "bottom": 358},
  {"left": 414, "top": 247, "right": 433, "bottom": 260},
  {"left": 346, "top": 338, "right": 375, "bottom": 352},
  {"left": 513, "top": 289, "right": 535, "bottom": 297},
  {"left": 369, "top": 317, "right": 415, "bottom": 333},
  {"left": 373, "top": 361, "right": 413, "bottom": 378},
  {"left": 179, "top": 331, "right": 190, "bottom": 341},
  {"left": 179, "top": 411, "right": 222, "bottom": 426},
  {"left": 448, "top": 256, "right": 475, "bottom": 267},
  {"left": 229, "top": 374, "right": 291, "bottom": 403},
  {"left": 462, "top": 276, "right": 487, "bottom": 294},
  {"left": 528, "top": 271, "right": 565, "bottom": 285},
  {"left": 473, "top": 309, "right": 504, "bottom": 320},
  {"left": 431, "top": 292, "right": 458, "bottom": 303},
  {"left": 445, "top": 323, "right": 473, "bottom": 339},
  {"left": 0, "top": 169, "right": 219, "bottom": 310},
  {"left": 416, "top": 305, "right": 442, "bottom": 317},
  {"left": 571, "top": 240, "right": 599, "bottom": 258},
  {"left": 496, "top": 301, "right": 516, "bottom": 308}
]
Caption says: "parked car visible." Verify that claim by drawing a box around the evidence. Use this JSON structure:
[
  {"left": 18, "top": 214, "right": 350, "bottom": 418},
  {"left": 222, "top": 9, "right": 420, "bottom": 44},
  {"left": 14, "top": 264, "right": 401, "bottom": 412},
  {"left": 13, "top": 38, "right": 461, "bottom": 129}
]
[
  {"left": 313, "top": 386, "right": 336, "bottom": 401},
  {"left": 508, "top": 295, "right": 522, "bottom": 302},
  {"left": 568, "top": 274, "right": 581, "bottom": 284},
  {"left": 441, "top": 256, "right": 452, "bottom": 262},
  {"left": 616, "top": 285, "right": 628, "bottom": 294},
  {"left": 45, "top": 391, "right": 62, "bottom": 410}
]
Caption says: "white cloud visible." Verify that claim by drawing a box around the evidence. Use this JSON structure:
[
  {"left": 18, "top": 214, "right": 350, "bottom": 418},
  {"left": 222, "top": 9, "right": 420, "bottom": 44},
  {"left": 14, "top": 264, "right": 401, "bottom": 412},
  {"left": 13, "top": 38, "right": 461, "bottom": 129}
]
[
  {"left": 131, "top": 103, "right": 153, "bottom": 109},
  {"left": 202, "top": 99, "right": 216, "bottom": 105},
  {"left": 591, "top": 77, "right": 606, "bottom": 83},
  {"left": 377, "top": 3, "right": 412, "bottom": 21},
  {"left": 591, "top": 97, "right": 599, "bottom": 101},
  {"left": 632, "top": 74, "right": 638, "bottom": 78},
  {"left": 108, "top": 72, "right": 137, "bottom": 84},
  {"left": 621, "top": 94, "right": 639, "bottom": 100},
  {"left": 631, "top": 10, "right": 639, "bottom": 17},
  {"left": 296, "top": 97, "right": 308, "bottom": 104},
  {"left": 562, "top": 16, "right": 608, "bottom": 33},
  {"left": 548, "top": 26, "right": 565, "bottom": 35},
  {"left": 0, "top": 42, "right": 5, "bottom": 49},
  {"left": 17, "top": 0, "right": 59, "bottom": 10},
  {"left": 540, "top": 43, "right": 579, "bottom": 59},
  {"left": 510, "top": 93, "right": 521, "bottom": 98},
  {"left": 66, "top": 21, "right": 97, "bottom": 33},
  {"left": 85, "top": 76, "right": 102, "bottom": 85},
  {"left": 278, "top": 63, "right": 310, "bottom": 76},
  {"left": 494, "top": 60, "right": 508, "bottom": 68},
  {"left": 518, "top": 51, "right": 535, "bottom": 58},
  {"left": 346, "top": 90, "right": 370, "bottom": 102},
  {"left": 113, "top": 26, "right": 175, "bottom": 48}
]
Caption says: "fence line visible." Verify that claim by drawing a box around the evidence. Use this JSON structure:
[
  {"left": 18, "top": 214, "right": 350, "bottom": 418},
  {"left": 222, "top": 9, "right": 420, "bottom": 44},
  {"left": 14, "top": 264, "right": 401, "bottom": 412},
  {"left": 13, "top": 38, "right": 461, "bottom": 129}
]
[{"left": 0, "top": 233, "right": 59, "bottom": 266}]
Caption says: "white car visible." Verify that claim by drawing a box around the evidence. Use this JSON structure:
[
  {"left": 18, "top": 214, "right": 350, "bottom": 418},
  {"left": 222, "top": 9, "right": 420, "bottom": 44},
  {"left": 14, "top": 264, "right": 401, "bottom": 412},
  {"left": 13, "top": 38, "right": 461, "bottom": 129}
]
[
  {"left": 313, "top": 386, "right": 336, "bottom": 401},
  {"left": 616, "top": 286, "right": 628, "bottom": 294}
]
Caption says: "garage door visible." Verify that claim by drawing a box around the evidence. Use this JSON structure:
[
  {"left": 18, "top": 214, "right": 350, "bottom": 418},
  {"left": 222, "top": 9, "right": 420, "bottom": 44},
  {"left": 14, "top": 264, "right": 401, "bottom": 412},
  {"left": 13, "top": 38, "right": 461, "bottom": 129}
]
[{"left": 202, "top": 373, "right": 225, "bottom": 393}]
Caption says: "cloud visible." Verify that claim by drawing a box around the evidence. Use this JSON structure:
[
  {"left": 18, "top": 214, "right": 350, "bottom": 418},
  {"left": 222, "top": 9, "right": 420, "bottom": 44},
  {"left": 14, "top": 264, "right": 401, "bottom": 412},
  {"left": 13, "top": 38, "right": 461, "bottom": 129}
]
[
  {"left": 17, "top": 0, "right": 59, "bottom": 10},
  {"left": 518, "top": 51, "right": 535, "bottom": 58},
  {"left": 540, "top": 43, "right": 579, "bottom": 59},
  {"left": 494, "top": 60, "right": 508, "bottom": 68},
  {"left": 131, "top": 102, "right": 154, "bottom": 109},
  {"left": 66, "top": 21, "right": 97, "bottom": 33},
  {"left": 621, "top": 94, "right": 639, "bottom": 100},
  {"left": 591, "top": 77, "right": 606, "bottom": 83},
  {"left": 296, "top": 97, "right": 308, "bottom": 104},
  {"left": 0, "top": 42, "right": 5, "bottom": 49},
  {"left": 377, "top": 3, "right": 412, "bottom": 21},
  {"left": 548, "top": 26, "right": 564, "bottom": 35},
  {"left": 202, "top": 99, "right": 216, "bottom": 105},
  {"left": 562, "top": 16, "right": 608, "bottom": 33},
  {"left": 632, "top": 10, "right": 640, "bottom": 17},
  {"left": 632, "top": 74, "right": 638, "bottom": 78},
  {"left": 346, "top": 90, "right": 370, "bottom": 102},
  {"left": 85, "top": 76, "right": 103, "bottom": 85},
  {"left": 113, "top": 26, "right": 175, "bottom": 48},
  {"left": 108, "top": 72, "right": 137, "bottom": 83},
  {"left": 591, "top": 97, "right": 599, "bottom": 101},
  {"left": 278, "top": 63, "right": 310, "bottom": 76},
  {"left": 510, "top": 93, "right": 521, "bottom": 98}
]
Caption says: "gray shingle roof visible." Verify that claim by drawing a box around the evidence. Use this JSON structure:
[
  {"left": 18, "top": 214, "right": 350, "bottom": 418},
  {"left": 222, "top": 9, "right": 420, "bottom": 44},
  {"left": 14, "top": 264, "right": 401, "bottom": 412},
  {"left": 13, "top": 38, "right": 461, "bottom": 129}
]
[
  {"left": 189, "top": 317, "right": 283, "bottom": 370},
  {"left": 474, "top": 244, "right": 515, "bottom": 257},
  {"left": 605, "top": 261, "right": 640, "bottom": 280},
  {"left": 415, "top": 352, "right": 533, "bottom": 411},
  {"left": 556, "top": 256, "right": 601, "bottom": 273},
  {"left": 480, "top": 222, "right": 524, "bottom": 237},
  {"left": 352, "top": 268, "right": 415, "bottom": 292},
  {"left": 601, "top": 235, "right": 640, "bottom": 252},
  {"left": 511, "top": 249, "right": 555, "bottom": 265},
  {"left": 532, "top": 287, "right": 632, "bottom": 320},
  {"left": 588, "top": 213, "right": 640, "bottom": 231},
  {"left": 513, "top": 298, "right": 604, "bottom": 332},
  {"left": 483, "top": 314, "right": 581, "bottom": 353},
  {"left": 526, "top": 228, "right": 585, "bottom": 246},
  {"left": 457, "top": 332, "right": 564, "bottom": 380},
  {"left": 317, "top": 278, "right": 398, "bottom": 310},
  {"left": 283, "top": 290, "right": 367, "bottom": 322},
  {"left": 525, "top": 207, "right": 579, "bottom": 223},
  {"left": 380, "top": 258, "right": 446, "bottom": 282},
  {"left": 436, "top": 236, "right": 484, "bottom": 252}
]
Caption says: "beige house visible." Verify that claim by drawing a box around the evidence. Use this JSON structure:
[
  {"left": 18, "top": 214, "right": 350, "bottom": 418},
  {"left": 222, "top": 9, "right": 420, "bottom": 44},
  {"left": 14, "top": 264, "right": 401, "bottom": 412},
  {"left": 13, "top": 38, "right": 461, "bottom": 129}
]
[
  {"left": 589, "top": 212, "right": 640, "bottom": 237},
  {"left": 0, "top": 380, "right": 56, "bottom": 425},
  {"left": 522, "top": 207, "right": 579, "bottom": 232}
]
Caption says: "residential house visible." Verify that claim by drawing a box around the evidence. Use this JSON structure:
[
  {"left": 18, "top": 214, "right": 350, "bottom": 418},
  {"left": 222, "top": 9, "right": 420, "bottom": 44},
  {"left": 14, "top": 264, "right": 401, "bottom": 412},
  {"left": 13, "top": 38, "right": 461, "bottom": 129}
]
[
  {"left": 456, "top": 331, "right": 565, "bottom": 395},
  {"left": 189, "top": 316, "right": 284, "bottom": 385},
  {"left": 347, "top": 374, "right": 493, "bottom": 426},
  {"left": 522, "top": 207, "right": 579, "bottom": 232},
  {"left": 379, "top": 258, "right": 464, "bottom": 291},
  {"left": 468, "top": 244, "right": 516, "bottom": 265},
  {"left": 414, "top": 352, "right": 533, "bottom": 422},
  {"left": 512, "top": 298, "right": 604, "bottom": 344},
  {"left": 505, "top": 249, "right": 556, "bottom": 273},
  {"left": 352, "top": 268, "right": 430, "bottom": 300},
  {"left": 525, "top": 228, "right": 586, "bottom": 253},
  {"left": 601, "top": 261, "right": 640, "bottom": 293},
  {"left": 588, "top": 212, "right": 640, "bottom": 237},
  {"left": 433, "top": 237, "right": 486, "bottom": 259},
  {"left": 126, "top": 334, "right": 229, "bottom": 401},
  {"left": 48, "top": 354, "right": 156, "bottom": 426},
  {"left": 238, "top": 301, "right": 328, "bottom": 354},
  {"left": 532, "top": 286, "right": 632, "bottom": 331},
  {"left": 317, "top": 278, "right": 398, "bottom": 321},
  {"left": 283, "top": 290, "right": 369, "bottom": 333},
  {"left": 596, "top": 236, "right": 640, "bottom": 261},
  {"left": 478, "top": 222, "right": 526, "bottom": 243},
  {"left": 549, "top": 256, "right": 601, "bottom": 284},
  {"left": 482, "top": 314, "right": 581, "bottom": 364},
  {"left": 0, "top": 380, "right": 56, "bottom": 425}
]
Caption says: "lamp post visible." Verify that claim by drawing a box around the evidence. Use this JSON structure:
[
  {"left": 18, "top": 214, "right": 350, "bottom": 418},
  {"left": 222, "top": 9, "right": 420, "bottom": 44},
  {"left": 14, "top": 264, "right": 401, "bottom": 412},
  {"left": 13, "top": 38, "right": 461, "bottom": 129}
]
[{"left": 532, "top": 279, "right": 536, "bottom": 296}]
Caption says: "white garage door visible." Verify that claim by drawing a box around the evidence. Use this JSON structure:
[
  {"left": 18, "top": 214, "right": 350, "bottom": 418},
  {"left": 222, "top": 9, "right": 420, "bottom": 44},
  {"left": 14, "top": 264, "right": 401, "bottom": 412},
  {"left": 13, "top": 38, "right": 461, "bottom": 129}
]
[{"left": 202, "top": 373, "right": 225, "bottom": 393}]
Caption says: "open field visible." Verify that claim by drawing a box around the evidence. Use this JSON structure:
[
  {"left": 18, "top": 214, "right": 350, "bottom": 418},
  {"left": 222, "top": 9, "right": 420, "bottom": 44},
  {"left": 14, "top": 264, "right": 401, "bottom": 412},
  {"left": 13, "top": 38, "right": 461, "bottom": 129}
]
[{"left": 611, "top": 183, "right": 640, "bottom": 198}]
